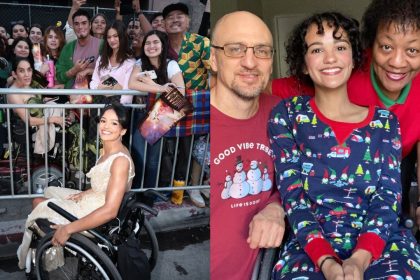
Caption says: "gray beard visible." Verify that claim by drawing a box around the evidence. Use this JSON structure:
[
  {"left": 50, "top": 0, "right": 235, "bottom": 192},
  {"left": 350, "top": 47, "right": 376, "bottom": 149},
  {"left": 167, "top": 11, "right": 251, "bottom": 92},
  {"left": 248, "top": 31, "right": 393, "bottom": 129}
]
[{"left": 231, "top": 82, "right": 262, "bottom": 101}]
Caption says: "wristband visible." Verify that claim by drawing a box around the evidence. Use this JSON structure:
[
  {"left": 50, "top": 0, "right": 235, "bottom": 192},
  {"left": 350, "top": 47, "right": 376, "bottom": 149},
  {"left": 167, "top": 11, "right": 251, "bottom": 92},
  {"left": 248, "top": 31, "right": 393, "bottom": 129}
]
[{"left": 319, "top": 256, "right": 335, "bottom": 271}]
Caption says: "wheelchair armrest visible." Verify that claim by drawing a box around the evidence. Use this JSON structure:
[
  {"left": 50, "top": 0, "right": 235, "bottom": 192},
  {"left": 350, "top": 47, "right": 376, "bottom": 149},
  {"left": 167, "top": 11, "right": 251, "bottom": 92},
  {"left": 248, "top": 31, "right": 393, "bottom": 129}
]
[
  {"left": 47, "top": 202, "right": 116, "bottom": 254},
  {"left": 47, "top": 202, "right": 77, "bottom": 222}
]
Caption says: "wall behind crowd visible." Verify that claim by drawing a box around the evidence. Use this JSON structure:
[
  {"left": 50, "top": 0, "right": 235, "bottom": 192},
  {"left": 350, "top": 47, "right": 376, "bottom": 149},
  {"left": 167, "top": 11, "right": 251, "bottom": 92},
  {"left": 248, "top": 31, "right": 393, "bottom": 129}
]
[{"left": 211, "top": 0, "right": 371, "bottom": 78}]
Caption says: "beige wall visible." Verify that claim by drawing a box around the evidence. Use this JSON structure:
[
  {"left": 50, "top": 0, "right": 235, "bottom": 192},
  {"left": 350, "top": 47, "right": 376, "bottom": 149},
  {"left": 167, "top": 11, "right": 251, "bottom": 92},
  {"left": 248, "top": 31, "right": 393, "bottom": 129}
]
[{"left": 211, "top": 0, "right": 371, "bottom": 77}]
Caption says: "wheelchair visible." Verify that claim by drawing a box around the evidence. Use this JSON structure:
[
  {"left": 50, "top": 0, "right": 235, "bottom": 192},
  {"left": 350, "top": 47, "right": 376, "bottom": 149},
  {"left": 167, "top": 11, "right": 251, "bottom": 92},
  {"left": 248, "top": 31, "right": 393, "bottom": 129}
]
[{"left": 25, "top": 189, "right": 166, "bottom": 279}]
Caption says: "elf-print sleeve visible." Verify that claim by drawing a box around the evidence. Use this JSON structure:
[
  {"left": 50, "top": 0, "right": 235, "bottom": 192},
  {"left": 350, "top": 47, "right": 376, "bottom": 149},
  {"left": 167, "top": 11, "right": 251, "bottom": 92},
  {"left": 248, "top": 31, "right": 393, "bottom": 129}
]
[
  {"left": 354, "top": 114, "right": 402, "bottom": 260},
  {"left": 268, "top": 100, "right": 339, "bottom": 266}
]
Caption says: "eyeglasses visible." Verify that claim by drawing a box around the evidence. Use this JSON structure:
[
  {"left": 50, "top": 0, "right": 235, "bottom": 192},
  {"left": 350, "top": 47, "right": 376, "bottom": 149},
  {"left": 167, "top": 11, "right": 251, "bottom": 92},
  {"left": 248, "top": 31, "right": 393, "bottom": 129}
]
[{"left": 211, "top": 43, "right": 274, "bottom": 59}]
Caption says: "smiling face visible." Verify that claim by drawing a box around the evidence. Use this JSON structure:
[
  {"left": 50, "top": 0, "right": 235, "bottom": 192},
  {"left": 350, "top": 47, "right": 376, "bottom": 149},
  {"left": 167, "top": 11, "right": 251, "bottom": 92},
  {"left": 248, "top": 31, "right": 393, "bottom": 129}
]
[
  {"left": 29, "top": 27, "right": 42, "bottom": 44},
  {"left": 372, "top": 22, "right": 420, "bottom": 99},
  {"left": 14, "top": 40, "right": 30, "bottom": 58},
  {"left": 211, "top": 12, "right": 273, "bottom": 101},
  {"left": 74, "top": 15, "right": 91, "bottom": 40},
  {"left": 98, "top": 109, "right": 126, "bottom": 142},
  {"left": 303, "top": 22, "right": 353, "bottom": 92},
  {"left": 92, "top": 15, "right": 106, "bottom": 37},
  {"left": 106, "top": 28, "right": 119, "bottom": 52},
  {"left": 12, "top": 24, "right": 27, "bottom": 39},
  {"left": 152, "top": 15, "right": 165, "bottom": 32},
  {"left": 46, "top": 30, "right": 59, "bottom": 51},
  {"left": 164, "top": 10, "right": 189, "bottom": 34},
  {"left": 144, "top": 34, "right": 162, "bottom": 58},
  {"left": 12, "top": 60, "right": 32, "bottom": 88}
]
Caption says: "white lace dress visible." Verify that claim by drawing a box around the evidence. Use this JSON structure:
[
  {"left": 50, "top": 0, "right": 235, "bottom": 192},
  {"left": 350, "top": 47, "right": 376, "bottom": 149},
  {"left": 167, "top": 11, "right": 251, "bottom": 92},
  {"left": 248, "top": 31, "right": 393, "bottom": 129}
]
[{"left": 17, "top": 152, "right": 135, "bottom": 269}]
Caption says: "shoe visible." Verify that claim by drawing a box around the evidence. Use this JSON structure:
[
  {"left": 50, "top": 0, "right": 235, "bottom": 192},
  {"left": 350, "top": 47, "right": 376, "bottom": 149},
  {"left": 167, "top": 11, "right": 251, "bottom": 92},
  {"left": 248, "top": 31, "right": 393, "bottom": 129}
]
[
  {"left": 188, "top": 189, "right": 205, "bottom": 208},
  {"left": 171, "top": 180, "right": 185, "bottom": 205},
  {"left": 200, "top": 188, "right": 210, "bottom": 199}
]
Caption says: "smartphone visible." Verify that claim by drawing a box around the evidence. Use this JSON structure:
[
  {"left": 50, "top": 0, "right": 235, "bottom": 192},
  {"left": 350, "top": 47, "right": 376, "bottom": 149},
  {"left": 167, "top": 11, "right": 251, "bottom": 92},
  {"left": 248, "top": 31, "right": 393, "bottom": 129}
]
[
  {"left": 137, "top": 70, "right": 157, "bottom": 80},
  {"left": 85, "top": 56, "right": 95, "bottom": 64},
  {"left": 102, "top": 76, "right": 118, "bottom": 87}
]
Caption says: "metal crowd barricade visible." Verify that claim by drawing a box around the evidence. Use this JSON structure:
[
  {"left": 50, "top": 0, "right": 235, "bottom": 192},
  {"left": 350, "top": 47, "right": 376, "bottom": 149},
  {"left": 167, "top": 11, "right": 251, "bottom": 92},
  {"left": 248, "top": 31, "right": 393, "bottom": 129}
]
[{"left": 0, "top": 89, "right": 210, "bottom": 199}]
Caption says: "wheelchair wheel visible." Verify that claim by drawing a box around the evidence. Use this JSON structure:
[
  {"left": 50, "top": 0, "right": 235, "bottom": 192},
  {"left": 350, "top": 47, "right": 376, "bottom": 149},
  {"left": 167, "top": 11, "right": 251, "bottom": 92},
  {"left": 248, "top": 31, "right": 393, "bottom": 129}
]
[
  {"left": 35, "top": 231, "right": 122, "bottom": 280},
  {"left": 31, "top": 166, "right": 63, "bottom": 194},
  {"left": 140, "top": 219, "right": 159, "bottom": 270}
]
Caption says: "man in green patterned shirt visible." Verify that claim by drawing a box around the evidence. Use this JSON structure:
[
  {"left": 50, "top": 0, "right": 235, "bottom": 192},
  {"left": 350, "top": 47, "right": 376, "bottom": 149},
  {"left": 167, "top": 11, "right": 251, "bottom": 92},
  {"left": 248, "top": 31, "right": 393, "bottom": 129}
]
[{"left": 161, "top": 2, "right": 211, "bottom": 207}]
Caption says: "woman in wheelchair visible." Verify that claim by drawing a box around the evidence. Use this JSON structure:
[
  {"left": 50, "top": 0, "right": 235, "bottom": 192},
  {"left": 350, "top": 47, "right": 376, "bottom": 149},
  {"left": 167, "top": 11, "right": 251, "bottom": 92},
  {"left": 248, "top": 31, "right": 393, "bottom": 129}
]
[
  {"left": 268, "top": 12, "right": 419, "bottom": 280},
  {"left": 17, "top": 102, "right": 135, "bottom": 270},
  {"left": 7, "top": 57, "right": 63, "bottom": 127}
]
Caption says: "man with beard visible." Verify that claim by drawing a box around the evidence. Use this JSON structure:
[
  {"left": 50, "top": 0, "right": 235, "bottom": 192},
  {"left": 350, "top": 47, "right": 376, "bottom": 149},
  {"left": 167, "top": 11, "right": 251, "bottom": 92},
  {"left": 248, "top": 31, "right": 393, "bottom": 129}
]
[
  {"left": 210, "top": 11, "right": 285, "bottom": 279},
  {"left": 56, "top": 9, "right": 102, "bottom": 89}
]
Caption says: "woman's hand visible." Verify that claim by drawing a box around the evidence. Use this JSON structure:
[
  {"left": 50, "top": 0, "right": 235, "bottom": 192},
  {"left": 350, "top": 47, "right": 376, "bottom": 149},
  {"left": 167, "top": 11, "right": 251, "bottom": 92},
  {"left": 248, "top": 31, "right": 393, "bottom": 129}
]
[
  {"left": 67, "top": 192, "right": 84, "bottom": 202},
  {"left": 39, "top": 62, "right": 50, "bottom": 75},
  {"left": 161, "top": 83, "right": 177, "bottom": 92},
  {"left": 50, "top": 224, "right": 71, "bottom": 246},
  {"left": 137, "top": 75, "right": 156, "bottom": 85},
  {"left": 342, "top": 249, "right": 371, "bottom": 280},
  {"left": 321, "top": 258, "right": 344, "bottom": 280}
]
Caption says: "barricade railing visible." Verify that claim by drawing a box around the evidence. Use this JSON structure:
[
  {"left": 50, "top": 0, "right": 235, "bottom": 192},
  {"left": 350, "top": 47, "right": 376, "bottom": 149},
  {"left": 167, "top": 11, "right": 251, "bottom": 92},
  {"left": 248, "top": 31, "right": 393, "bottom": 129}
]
[{"left": 0, "top": 89, "right": 210, "bottom": 199}]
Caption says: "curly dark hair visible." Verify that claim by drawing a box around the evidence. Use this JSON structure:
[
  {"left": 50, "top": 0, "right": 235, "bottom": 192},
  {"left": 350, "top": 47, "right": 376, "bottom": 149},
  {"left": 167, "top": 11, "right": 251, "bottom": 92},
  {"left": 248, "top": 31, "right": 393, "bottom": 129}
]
[
  {"left": 285, "top": 12, "right": 362, "bottom": 87},
  {"left": 140, "top": 30, "right": 170, "bottom": 85},
  {"left": 361, "top": 0, "right": 420, "bottom": 49}
]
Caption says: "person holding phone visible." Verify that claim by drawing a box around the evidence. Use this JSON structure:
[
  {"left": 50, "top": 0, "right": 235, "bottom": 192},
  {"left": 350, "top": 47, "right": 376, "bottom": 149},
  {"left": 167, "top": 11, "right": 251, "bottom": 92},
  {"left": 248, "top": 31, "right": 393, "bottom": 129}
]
[
  {"left": 128, "top": 29, "right": 185, "bottom": 190},
  {"left": 56, "top": 9, "right": 102, "bottom": 89},
  {"left": 90, "top": 20, "right": 135, "bottom": 104}
]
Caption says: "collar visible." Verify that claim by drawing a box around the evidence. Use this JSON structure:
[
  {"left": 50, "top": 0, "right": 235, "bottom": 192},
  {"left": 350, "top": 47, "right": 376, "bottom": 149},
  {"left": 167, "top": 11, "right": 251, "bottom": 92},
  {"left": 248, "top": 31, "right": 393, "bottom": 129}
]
[{"left": 370, "top": 64, "right": 410, "bottom": 108}]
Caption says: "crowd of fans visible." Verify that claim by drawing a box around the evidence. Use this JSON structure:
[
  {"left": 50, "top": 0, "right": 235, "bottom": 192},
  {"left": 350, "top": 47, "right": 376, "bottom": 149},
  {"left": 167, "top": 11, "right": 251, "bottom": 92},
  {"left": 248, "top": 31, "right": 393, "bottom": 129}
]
[{"left": 0, "top": 0, "right": 211, "bottom": 208}]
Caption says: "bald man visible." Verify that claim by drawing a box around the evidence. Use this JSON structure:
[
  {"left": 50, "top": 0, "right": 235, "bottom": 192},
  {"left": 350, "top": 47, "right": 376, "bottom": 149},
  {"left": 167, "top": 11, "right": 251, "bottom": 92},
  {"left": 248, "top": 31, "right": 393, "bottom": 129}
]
[{"left": 210, "top": 11, "right": 286, "bottom": 279}]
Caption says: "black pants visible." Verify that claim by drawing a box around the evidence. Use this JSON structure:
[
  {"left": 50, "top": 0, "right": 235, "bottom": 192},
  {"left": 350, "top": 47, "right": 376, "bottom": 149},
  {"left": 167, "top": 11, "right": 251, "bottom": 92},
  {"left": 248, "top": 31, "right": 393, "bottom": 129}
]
[{"left": 159, "top": 136, "right": 192, "bottom": 187}]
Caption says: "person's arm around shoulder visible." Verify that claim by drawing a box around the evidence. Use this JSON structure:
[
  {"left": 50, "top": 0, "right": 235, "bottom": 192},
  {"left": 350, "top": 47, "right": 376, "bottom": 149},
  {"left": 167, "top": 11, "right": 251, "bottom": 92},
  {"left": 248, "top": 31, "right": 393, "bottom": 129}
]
[
  {"left": 247, "top": 201, "right": 285, "bottom": 249},
  {"left": 51, "top": 156, "right": 129, "bottom": 246}
]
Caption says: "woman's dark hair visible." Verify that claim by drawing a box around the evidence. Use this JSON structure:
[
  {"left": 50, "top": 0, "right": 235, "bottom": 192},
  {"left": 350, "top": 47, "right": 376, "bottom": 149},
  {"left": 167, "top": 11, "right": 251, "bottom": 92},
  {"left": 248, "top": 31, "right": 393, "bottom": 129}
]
[
  {"left": 8, "top": 36, "right": 34, "bottom": 65},
  {"left": 11, "top": 56, "right": 34, "bottom": 73},
  {"left": 361, "top": 0, "right": 420, "bottom": 49},
  {"left": 10, "top": 21, "right": 28, "bottom": 38},
  {"left": 140, "top": 30, "right": 169, "bottom": 85},
  {"left": 99, "top": 20, "right": 132, "bottom": 71},
  {"left": 285, "top": 12, "right": 363, "bottom": 87},
  {"left": 43, "top": 26, "right": 65, "bottom": 60},
  {"left": 99, "top": 102, "right": 129, "bottom": 129}
]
